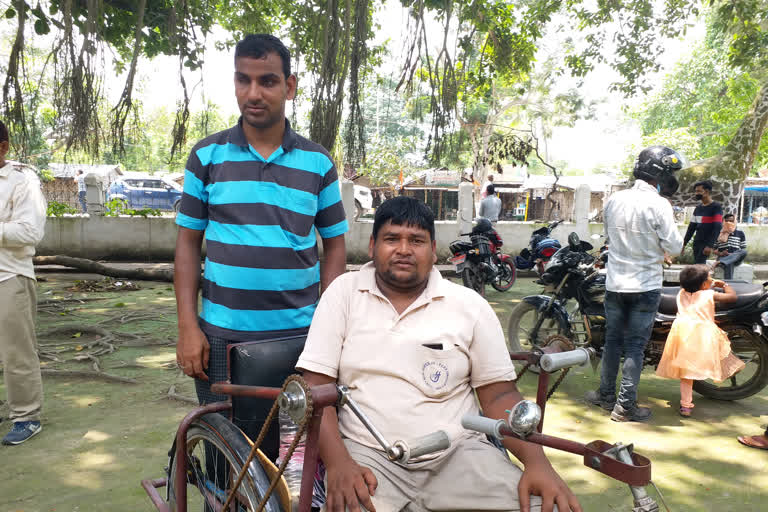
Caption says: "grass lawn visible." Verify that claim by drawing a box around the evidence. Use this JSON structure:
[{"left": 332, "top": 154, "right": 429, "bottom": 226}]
[{"left": 0, "top": 271, "right": 766, "bottom": 511}]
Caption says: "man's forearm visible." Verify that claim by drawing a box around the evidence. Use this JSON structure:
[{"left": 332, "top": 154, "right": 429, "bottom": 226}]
[
  {"left": 682, "top": 222, "right": 697, "bottom": 247},
  {"left": 174, "top": 229, "right": 203, "bottom": 328},
  {"left": 320, "top": 235, "right": 346, "bottom": 293},
  {"left": 302, "top": 371, "right": 354, "bottom": 468},
  {"left": 477, "top": 384, "right": 550, "bottom": 466}
]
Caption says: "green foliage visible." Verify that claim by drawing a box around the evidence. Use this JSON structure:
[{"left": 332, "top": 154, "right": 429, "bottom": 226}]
[
  {"left": 38, "top": 168, "right": 54, "bottom": 182},
  {"left": 103, "top": 198, "right": 161, "bottom": 218},
  {"left": 46, "top": 201, "right": 78, "bottom": 217},
  {"left": 358, "top": 136, "right": 421, "bottom": 186},
  {"left": 631, "top": 15, "right": 768, "bottom": 175},
  {"left": 621, "top": 127, "right": 702, "bottom": 178}
]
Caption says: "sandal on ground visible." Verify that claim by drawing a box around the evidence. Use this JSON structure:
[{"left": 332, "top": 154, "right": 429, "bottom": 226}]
[
  {"left": 737, "top": 435, "right": 768, "bottom": 450},
  {"left": 679, "top": 406, "right": 693, "bottom": 417}
]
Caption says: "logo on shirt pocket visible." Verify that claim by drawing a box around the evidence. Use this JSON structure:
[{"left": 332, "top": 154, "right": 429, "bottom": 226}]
[{"left": 422, "top": 361, "right": 449, "bottom": 390}]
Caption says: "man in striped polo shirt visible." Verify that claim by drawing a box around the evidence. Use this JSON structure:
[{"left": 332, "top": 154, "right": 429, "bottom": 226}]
[{"left": 174, "top": 34, "right": 348, "bottom": 459}]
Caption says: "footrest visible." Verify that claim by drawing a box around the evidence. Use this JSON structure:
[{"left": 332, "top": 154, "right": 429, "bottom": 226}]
[{"left": 583, "top": 440, "right": 652, "bottom": 486}]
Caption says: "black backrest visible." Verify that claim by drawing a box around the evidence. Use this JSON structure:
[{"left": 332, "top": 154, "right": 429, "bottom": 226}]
[{"left": 227, "top": 335, "right": 307, "bottom": 457}]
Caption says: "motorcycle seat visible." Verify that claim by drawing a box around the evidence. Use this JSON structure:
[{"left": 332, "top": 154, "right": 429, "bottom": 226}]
[{"left": 657, "top": 281, "right": 764, "bottom": 315}]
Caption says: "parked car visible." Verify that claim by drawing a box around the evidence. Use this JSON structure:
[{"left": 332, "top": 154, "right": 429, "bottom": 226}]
[
  {"left": 107, "top": 176, "right": 183, "bottom": 212},
  {"left": 353, "top": 184, "right": 373, "bottom": 220}
]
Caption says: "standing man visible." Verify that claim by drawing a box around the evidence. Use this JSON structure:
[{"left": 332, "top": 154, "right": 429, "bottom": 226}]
[
  {"left": 74, "top": 170, "right": 87, "bottom": 213},
  {"left": 479, "top": 183, "right": 502, "bottom": 222},
  {"left": 0, "top": 120, "right": 47, "bottom": 445},
  {"left": 174, "top": 34, "right": 348, "bottom": 460},
  {"left": 681, "top": 180, "right": 722, "bottom": 264},
  {"left": 586, "top": 146, "right": 684, "bottom": 422}
]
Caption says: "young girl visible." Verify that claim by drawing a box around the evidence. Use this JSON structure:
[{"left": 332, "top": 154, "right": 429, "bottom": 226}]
[{"left": 656, "top": 264, "right": 745, "bottom": 417}]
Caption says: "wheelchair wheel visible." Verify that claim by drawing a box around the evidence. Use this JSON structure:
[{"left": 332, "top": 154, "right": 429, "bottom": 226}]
[{"left": 168, "top": 412, "right": 282, "bottom": 512}]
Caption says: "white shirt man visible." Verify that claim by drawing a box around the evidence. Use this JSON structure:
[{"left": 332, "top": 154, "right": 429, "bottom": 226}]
[{"left": 0, "top": 146, "right": 47, "bottom": 445}]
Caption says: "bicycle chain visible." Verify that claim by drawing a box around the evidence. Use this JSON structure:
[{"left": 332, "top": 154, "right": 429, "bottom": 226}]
[
  {"left": 546, "top": 367, "right": 571, "bottom": 400},
  {"left": 514, "top": 334, "right": 574, "bottom": 398},
  {"left": 222, "top": 374, "right": 314, "bottom": 512}
]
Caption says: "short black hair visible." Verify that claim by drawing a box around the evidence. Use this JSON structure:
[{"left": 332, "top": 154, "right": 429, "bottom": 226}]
[
  {"left": 486, "top": 184, "right": 495, "bottom": 195},
  {"left": 694, "top": 180, "right": 713, "bottom": 192},
  {"left": 679, "top": 264, "right": 710, "bottom": 293},
  {"left": 0, "top": 120, "right": 7, "bottom": 143},
  {"left": 724, "top": 213, "right": 735, "bottom": 221},
  {"left": 235, "top": 34, "right": 291, "bottom": 78},
  {"left": 372, "top": 196, "right": 435, "bottom": 242}
]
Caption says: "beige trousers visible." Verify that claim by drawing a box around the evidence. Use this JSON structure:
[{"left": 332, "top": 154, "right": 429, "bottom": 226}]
[
  {"left": 0, "top": 276, "right": 42, "bottom": 422},
  {"left": 334, "top": 436, "right": 548, "bottom": 512}
]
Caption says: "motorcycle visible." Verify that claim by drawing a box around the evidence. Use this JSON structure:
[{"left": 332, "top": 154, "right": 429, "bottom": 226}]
[
  {"left": 507, "top": 232, "right": 768, "bottom": 400},
  {"left": 514, "top": 220, "right": 563, "bottom": 275},
  {"left": 448, "top": 220, "right": 516, "bottom": 296}
]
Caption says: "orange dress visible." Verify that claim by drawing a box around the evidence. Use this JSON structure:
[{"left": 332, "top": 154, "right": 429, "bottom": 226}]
[{"left": 656, "top": 289, "right": 745, "bottom": 382}]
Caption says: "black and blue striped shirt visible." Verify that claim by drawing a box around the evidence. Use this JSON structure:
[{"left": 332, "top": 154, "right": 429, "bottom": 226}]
[{"left": 176, "top": 119, "right": 348, "bottom": 340}]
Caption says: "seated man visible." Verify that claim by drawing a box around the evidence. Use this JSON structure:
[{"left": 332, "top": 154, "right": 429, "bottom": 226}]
[
  {"left": 714, "top": 213, "right": 747, "bottom": 280},
  {"left": 297, "top": 196, "right": 580, "bottom": 512}
]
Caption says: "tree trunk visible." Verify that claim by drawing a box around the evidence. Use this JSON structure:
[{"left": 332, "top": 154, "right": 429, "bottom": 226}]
[
  {"left": 671, "top": 81, "right": 768, "bottom": 211},
  {"left": 33, "top": 255, "right": 174, "bottom": 282}
]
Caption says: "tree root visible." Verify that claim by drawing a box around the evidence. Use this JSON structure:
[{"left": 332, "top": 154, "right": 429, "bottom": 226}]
[
  {"left": 166, "top": 383, "right": 198, "bottom": 405},
  {"left": 0, "top": 367, "right": 138, "bottom": 384}
]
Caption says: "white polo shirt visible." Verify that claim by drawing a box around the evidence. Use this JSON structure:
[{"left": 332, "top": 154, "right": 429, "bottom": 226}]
[{"left": 297, "top": 262, "right": 515, "bottom": 453}]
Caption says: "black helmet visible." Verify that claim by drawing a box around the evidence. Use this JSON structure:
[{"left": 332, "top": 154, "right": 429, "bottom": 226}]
[
  {"left": 633, "top": 146, "right": 684, "bottom": 197},
  {"left": 473, "top": 217, "right": 493, "bottom": 234}
]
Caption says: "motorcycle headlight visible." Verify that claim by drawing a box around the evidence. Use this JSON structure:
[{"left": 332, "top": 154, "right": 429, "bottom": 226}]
[{"left": 761, "top": 311, "right": 768, "bottom": 327}]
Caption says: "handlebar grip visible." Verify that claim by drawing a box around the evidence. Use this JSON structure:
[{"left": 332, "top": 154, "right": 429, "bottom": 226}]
[
  {"left": 406, "top": 430, "right": 451, "bottom": 461},
  {"left": 461, "top": 415, "right": 506, "bottom": 440},
  {"left": 539, "top": 347, "right": 593, "bottom": 373}
]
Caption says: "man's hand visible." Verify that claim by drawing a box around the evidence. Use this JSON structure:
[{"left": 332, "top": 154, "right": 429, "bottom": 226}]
[
  {"left": 518, "top": 459, "right": 582, "bottom": 512},
  {"left": 663, "top": 254, "right": 673, "bottom": 267},
  {"left": 176, "top": 325, "right": 210, "bottom": 380},
  {"left": 325, "top": 457, "right": 378, "bottom": 512},
  {"left": 703, "top": 246, "right": 712, "bottom": 256}
]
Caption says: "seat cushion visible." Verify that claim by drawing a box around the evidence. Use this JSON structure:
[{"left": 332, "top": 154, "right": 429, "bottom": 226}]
[{"left": 657, "top": 282, "right": 763, "bottom": 316}]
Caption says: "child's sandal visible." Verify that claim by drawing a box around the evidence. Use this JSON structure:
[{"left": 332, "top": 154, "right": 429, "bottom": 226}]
[{"left": 679, "top": 406, "right": 693, "bottom": 417}]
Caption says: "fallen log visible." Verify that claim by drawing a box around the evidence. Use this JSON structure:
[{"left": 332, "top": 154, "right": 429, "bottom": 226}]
[{"left": 33, "top": 255, "right": 174, "bottom": 282}]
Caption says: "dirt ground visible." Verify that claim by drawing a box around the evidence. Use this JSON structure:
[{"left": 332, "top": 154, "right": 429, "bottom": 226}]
[{"left": 1, "top": 272, "right": 767, "bottom": 511}]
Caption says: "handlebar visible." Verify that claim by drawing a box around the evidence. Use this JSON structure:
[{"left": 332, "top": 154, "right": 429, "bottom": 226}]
[
  {"left": 338, "top": 385, "right": 451, "bottom": 463},
  {"left": 393, "top": 430, "right": 451, "bottom": 463},
  {"left": 539, "top": 347, "right": 595, "bottom": 373},
  {"left": 461, "top": 415, "right": 506, "bottom": 440}
]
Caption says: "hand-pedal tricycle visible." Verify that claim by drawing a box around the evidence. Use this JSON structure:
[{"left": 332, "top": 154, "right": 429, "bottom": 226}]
[{"left": 142, "top": 347, "right": 666, "bottom": 511}]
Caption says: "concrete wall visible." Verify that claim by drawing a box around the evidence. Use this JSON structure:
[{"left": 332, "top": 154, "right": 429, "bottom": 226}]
[
  {"left": 43, "top": 216, "right": 768, "bottom": 262},
  {"left": 37, "top": 179, "right": 768, "bottom": 262}
]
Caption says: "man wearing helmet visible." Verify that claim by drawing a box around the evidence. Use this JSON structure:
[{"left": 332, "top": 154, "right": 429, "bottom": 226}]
[{"left": 586, "top": 146, "right": 684, "bottom": 422}]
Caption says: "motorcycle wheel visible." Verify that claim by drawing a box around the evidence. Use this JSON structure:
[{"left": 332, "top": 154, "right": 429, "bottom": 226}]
[
  {"left": 462, "top": 266, "right": 485, "bottom": 297},
  {"left": 491, "top": 260, "right": 516, "bottom": 292},
  {"left": 692, "top": 328, "right": 768, "bottom": 401},
  {"left": 507, "top": 301, "right": 567, "bottom": 372}
]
